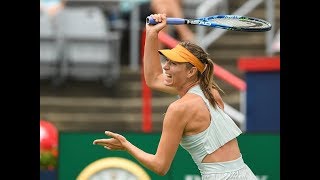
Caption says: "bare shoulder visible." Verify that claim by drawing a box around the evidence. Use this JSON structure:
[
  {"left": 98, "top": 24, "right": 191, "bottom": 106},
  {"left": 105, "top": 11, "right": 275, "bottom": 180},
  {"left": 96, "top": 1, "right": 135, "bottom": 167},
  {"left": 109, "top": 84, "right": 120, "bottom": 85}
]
[
  {"left": 162, "top": 98, "right": 190, "bottom": 128},
  {"left": 169, "top": 94, "right": 203, "bottom": 111},
  {"left": 164, "top": 94, "right": 202, "bottom": 127},
  {"left": 167, "top": 98, "right": 185, "bottom": 114}
]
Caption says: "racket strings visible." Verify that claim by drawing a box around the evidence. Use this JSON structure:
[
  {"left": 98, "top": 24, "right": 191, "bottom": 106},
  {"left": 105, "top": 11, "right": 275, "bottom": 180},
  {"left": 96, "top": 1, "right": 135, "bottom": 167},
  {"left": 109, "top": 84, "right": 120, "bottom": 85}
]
[{"left": 209, "top": 18, "right": 270, "bottom": 29}]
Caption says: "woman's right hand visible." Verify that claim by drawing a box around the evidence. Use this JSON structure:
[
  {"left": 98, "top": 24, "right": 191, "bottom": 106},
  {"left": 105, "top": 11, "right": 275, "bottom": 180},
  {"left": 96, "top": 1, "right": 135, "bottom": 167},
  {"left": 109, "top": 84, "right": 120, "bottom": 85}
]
[
  {"left": 146, "top": 13, "right": 167, "bottom": 34},
  {"left": 93, "top": 131, "right": 128, "bottom": 151}
]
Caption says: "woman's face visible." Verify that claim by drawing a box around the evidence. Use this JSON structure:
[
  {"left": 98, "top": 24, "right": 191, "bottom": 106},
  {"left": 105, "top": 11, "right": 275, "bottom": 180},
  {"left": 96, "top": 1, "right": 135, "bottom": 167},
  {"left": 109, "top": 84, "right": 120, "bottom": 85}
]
[{"left": 162, "top": 58, "right": 189, "bottom": 87}]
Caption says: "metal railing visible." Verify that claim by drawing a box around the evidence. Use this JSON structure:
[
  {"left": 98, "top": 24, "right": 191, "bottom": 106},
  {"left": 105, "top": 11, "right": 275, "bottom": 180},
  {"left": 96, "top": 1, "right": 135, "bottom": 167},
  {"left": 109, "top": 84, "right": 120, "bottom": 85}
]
[{"left": 193, "top": 0, "right": 278, "bottom": 131}]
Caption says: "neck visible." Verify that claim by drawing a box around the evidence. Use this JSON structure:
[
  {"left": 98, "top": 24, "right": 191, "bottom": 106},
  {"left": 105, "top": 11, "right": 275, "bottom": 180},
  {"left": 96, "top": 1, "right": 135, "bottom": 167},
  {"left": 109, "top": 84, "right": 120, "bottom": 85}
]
[{"left": 177, "top": 80, "right": 199, "bottom": 97}]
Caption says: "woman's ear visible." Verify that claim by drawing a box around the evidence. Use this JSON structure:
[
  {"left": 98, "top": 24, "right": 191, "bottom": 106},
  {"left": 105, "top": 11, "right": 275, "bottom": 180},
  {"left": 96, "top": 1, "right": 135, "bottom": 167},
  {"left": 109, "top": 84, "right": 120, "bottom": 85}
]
[{"left": 187, "top": 66, "right": 198, "bottom": 78}]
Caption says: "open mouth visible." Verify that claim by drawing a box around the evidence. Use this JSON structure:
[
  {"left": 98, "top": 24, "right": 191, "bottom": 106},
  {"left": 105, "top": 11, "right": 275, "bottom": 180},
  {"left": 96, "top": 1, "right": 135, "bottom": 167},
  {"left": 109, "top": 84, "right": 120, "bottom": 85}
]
[{"left": 165, "top": 73, "right": 172, "bottom": 78}]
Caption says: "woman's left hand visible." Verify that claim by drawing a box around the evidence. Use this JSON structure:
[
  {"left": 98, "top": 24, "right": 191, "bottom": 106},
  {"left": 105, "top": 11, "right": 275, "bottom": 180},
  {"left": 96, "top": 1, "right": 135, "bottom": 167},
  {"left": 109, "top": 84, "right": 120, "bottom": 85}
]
[{"left": 93, "top": 131, "right": 128, "bottom": 151}]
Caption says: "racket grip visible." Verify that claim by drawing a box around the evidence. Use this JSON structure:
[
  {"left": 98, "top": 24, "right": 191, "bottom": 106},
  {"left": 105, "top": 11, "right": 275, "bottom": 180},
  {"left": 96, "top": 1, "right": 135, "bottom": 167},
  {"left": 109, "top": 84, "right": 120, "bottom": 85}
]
[{"left": 146, "top": 16, "right": 186, "bottom": 25}]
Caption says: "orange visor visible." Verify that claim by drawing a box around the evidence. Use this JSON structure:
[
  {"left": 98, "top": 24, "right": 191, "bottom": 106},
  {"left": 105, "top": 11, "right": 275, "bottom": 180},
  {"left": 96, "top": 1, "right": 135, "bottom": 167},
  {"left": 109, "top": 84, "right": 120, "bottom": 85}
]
[{"left": 158, "top": 44, "right": 206, "bottom": 74}]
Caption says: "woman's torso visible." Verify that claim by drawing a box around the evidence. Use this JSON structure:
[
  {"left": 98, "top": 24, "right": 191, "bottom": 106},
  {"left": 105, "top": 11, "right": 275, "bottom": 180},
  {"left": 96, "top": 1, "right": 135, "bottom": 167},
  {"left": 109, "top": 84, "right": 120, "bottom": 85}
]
[{"left": 179, "top": 85, "right": 242, "bottom": 164}]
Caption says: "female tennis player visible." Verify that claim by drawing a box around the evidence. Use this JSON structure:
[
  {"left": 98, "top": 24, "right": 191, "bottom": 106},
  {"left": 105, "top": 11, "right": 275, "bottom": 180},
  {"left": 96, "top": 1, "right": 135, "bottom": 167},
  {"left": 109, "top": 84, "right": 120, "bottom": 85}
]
[{"left": 93, "top": 13, "right": 257, "bottom": 179}]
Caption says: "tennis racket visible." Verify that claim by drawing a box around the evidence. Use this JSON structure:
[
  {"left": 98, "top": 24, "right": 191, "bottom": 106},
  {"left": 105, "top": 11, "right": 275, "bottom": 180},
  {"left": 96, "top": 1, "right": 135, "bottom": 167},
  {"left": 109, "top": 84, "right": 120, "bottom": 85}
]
[{"left": 146, "top": 15, "right": 272, "bottom": 32}]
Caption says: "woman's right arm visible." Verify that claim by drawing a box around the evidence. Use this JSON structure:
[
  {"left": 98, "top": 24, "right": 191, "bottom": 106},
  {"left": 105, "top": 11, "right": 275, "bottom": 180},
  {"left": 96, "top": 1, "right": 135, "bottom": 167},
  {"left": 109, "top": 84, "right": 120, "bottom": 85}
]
[
  {"left": 143, "top": 14, "right": 178, "bottom": 95},
  {"left": 93, "top": 102, "right": 187, "bottom": 176}
]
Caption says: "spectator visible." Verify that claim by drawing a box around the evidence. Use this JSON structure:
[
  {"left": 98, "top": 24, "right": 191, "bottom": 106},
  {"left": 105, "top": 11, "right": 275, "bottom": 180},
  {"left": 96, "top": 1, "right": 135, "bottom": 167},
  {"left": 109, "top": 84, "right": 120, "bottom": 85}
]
[
  {"left": 149, "top": 0, "right": 195, "bottom": 42},
  {"left": 120, "top": 0, "right": 195, "bottom": 42},
  {"left": 40, "top": 0, "right": 66, "bottom": 16}
]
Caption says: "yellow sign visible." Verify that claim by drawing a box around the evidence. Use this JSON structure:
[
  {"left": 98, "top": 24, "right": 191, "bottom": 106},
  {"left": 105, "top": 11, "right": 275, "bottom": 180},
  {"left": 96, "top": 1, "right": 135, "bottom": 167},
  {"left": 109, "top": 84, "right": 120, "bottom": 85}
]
[{"left": 77, "top": 157, "right": 151, "bottom": 180}]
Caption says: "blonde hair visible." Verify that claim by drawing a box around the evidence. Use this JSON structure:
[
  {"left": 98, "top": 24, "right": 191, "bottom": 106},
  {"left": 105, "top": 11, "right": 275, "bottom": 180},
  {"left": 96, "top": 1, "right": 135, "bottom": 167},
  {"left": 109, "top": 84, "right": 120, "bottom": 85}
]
[{"left": 180, "top": 41, "right": 224, "bottom": 108}]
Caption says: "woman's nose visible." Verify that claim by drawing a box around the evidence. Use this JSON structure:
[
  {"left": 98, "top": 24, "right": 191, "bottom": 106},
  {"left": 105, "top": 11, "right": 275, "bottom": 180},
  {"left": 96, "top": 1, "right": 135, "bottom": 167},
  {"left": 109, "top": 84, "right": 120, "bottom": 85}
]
[{"left": 163, "top": 61, "right": 169, "bottom": 70}]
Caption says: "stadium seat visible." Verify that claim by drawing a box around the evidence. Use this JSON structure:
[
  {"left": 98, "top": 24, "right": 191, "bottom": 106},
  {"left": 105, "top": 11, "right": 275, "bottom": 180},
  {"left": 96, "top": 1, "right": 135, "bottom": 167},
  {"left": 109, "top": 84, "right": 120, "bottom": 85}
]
[
  {"left": 40, "top": 10, "right": 62, "bottom": 84},
  {"left": 54, "top": 6, "right": 122, "bottom": 87}
]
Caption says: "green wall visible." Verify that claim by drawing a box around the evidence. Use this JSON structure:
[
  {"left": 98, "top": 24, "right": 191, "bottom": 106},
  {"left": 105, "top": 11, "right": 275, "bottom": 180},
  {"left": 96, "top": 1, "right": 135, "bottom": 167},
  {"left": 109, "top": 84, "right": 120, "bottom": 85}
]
[{"left": 58, "top": 132, "right": 279, "bottom": 180}]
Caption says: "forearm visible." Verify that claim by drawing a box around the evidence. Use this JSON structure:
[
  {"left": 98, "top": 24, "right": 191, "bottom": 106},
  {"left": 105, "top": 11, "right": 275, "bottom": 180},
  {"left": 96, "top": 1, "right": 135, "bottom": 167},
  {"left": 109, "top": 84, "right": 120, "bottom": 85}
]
[
  {"left": 125, "top": 141, "right": 165, "bottom": 175},
  {"left": 143, "top": 30, "right": 163, "bottom": 87},
  {"left": 94, "top": 131, "right": 168, "bottom": 175},
  {"left": 143, "top": 14, "right": 178, "bottom": 95}
]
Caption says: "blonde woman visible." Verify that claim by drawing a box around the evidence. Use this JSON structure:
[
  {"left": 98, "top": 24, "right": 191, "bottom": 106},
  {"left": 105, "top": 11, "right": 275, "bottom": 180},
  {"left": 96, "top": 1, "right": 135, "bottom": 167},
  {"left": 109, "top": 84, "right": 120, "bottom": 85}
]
[{"left": 94, "top": 14, "right": 257, "bottom": 180}]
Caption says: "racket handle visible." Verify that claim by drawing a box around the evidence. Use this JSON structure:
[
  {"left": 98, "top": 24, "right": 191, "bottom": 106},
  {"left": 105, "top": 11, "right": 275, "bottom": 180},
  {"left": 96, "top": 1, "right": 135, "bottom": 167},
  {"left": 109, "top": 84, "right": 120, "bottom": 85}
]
[{"left": 146, "top": 16, "right": 186, "bottom": 25}]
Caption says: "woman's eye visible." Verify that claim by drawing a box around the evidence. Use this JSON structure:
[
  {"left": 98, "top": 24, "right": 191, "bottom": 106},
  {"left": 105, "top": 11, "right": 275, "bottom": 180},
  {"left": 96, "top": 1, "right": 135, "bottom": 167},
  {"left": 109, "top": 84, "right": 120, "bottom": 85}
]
[
  {"left": 167, "top": 60, "right": 176, "bottom": 65},
  {"left": 163, "top": 59, "right": 177, "bottom": 66}
]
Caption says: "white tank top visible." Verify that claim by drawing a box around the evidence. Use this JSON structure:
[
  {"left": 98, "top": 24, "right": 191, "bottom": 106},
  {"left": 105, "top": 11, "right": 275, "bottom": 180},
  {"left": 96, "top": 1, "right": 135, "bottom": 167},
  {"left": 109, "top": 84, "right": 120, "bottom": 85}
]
[{"left": 179, "top": 85, "right": 242, "bottom": 166}]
